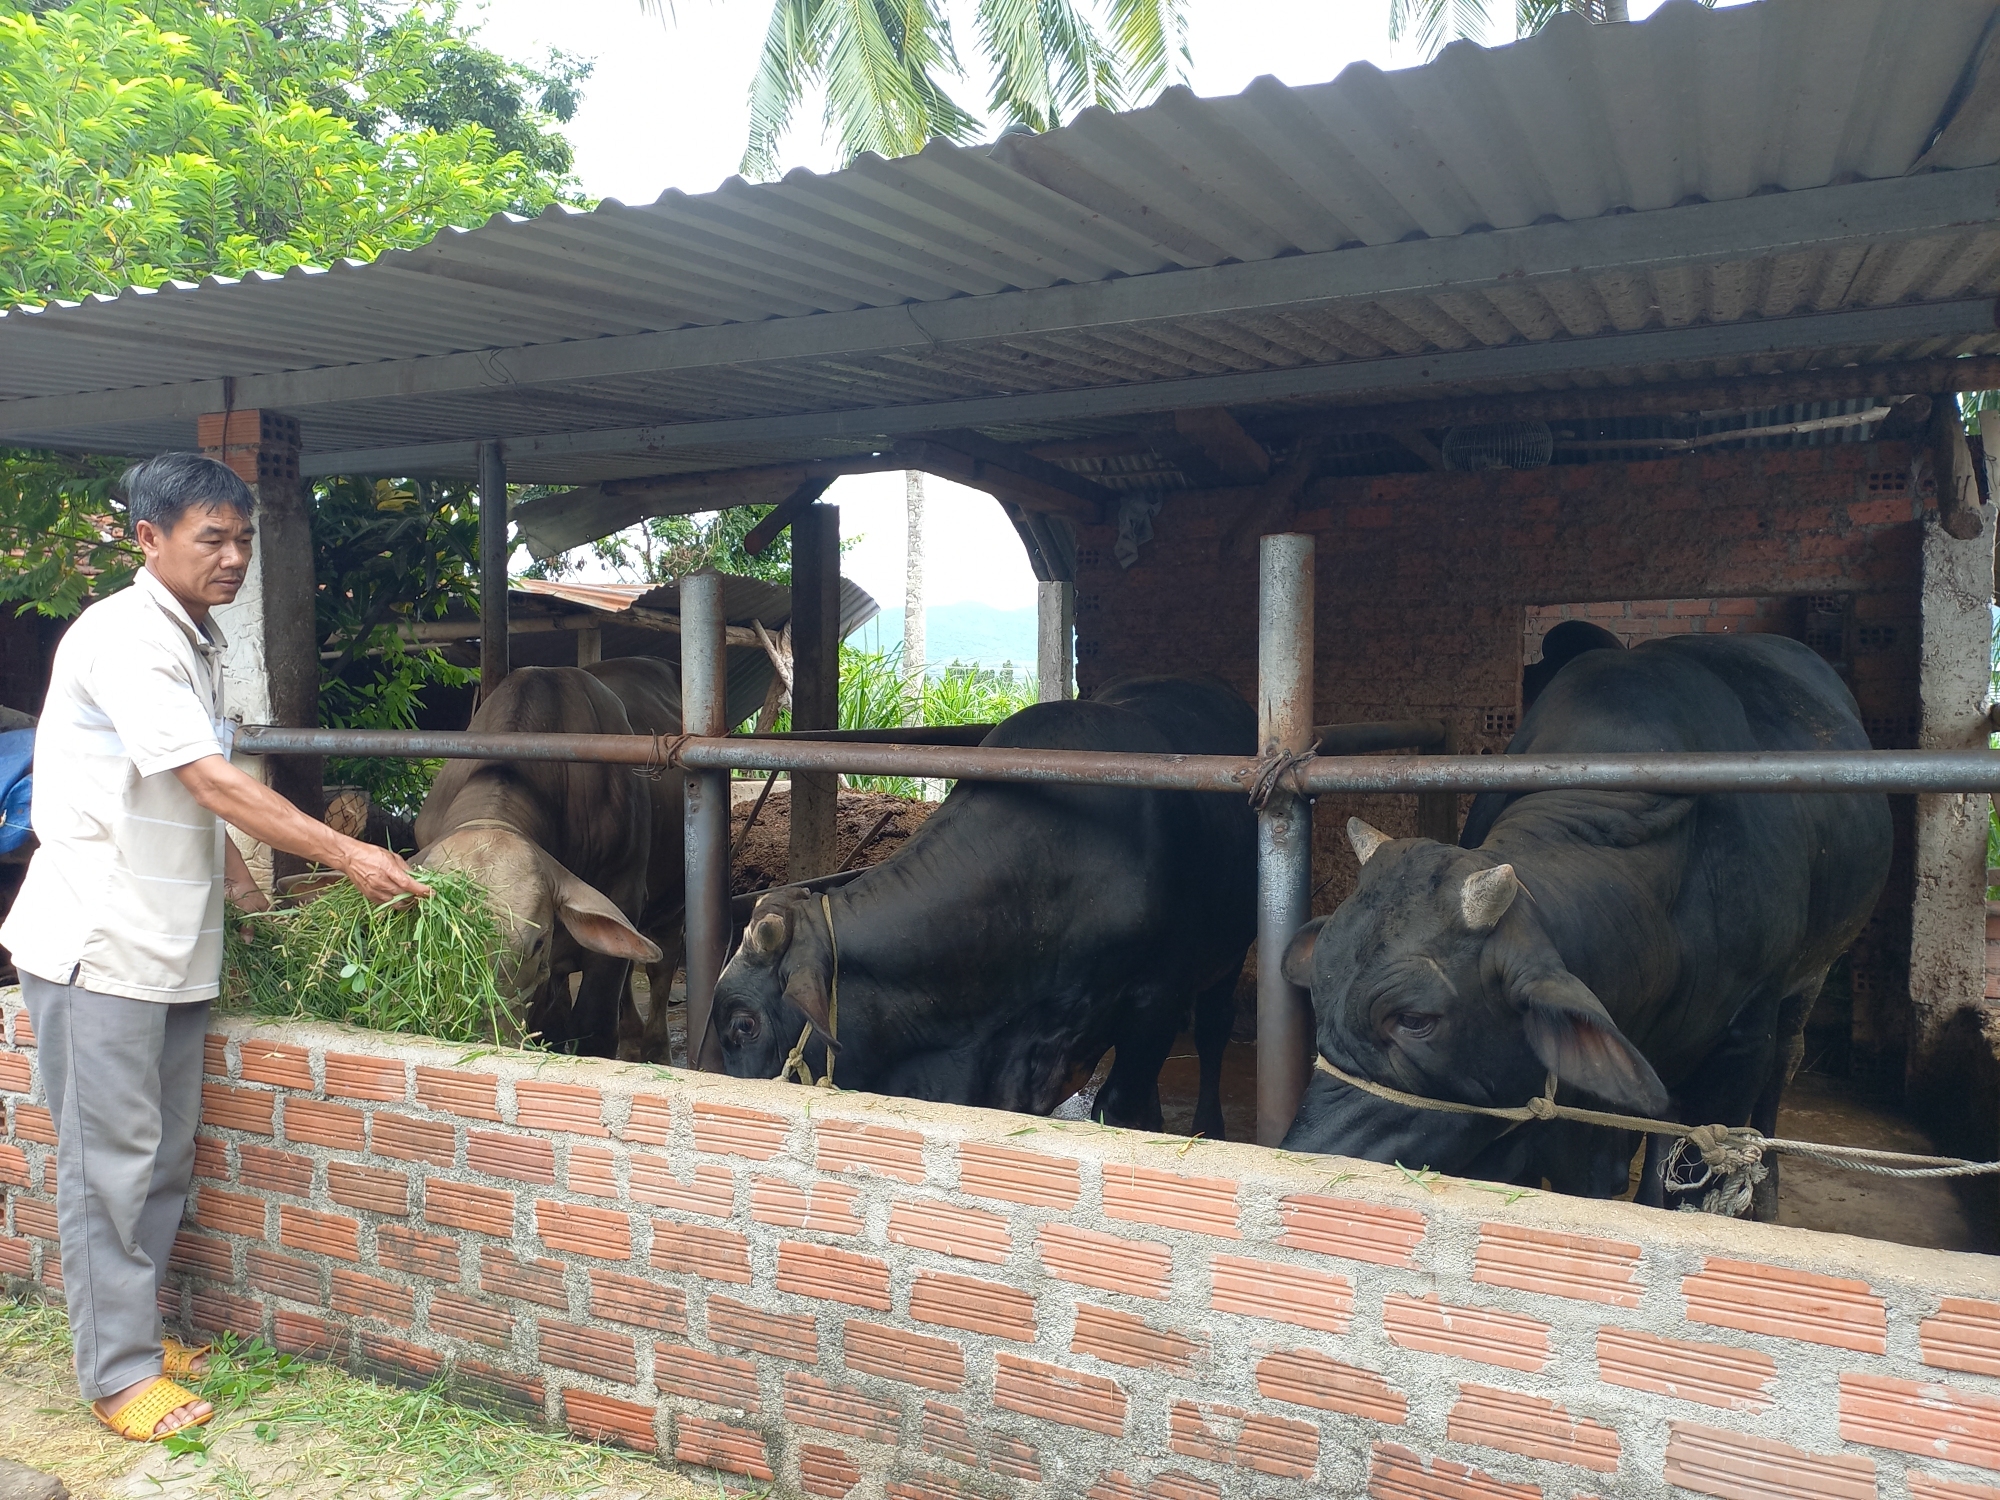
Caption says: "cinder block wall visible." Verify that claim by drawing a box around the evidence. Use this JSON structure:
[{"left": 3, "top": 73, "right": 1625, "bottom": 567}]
[
  {"left": 1071, "top": 442, "right": 1926, "bottom": 1083},
  {"left": 4, "top": 1005, "right": 1998, "bottom": 1500}
]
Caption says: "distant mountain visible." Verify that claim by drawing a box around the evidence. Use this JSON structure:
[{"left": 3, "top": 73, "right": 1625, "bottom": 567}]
[{"left": 850, "top": 603, "right": 1037, "bottom": 673}]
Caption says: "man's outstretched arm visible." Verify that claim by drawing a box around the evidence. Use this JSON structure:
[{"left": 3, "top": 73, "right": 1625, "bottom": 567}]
[{"left": 174, "top": 755, "right": 430, "bottom": 904}]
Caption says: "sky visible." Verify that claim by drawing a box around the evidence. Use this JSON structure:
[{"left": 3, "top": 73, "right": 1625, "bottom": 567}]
[{"left": 472, "top": 0, "right": 1691, "bottom": 614}]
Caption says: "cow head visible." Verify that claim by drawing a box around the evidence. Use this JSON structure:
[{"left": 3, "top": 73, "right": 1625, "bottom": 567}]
[
  {"left": 1278, "top": 818, "right": 1666, "bottom": 1170},
  {"left": 711, "top": 887, "right": 840, "bottom": 1080},
  {"left": 414, "top": 824, "right": 661, "bottom": 1023}
]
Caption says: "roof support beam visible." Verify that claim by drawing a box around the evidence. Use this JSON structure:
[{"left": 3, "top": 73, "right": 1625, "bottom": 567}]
[
  {"left": 895, "top": 430, "right": 1115, "bottom": 526},
  {"left": 511, "top": 454, "right": 902, "bottom": 557},
  {"left": 1173, "top": 407, "right": 1270, "bottom": 483},
  {"left": 3, "top": 165, "right": 1996, "bottom": 443},
  {"left": 298, "top": 296, "right": 2000, "bottom": 478},
  {"left": 743, "top": 477, "right": 835, "bottom": 556}
]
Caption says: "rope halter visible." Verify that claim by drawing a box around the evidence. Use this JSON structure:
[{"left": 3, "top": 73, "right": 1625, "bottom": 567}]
[{"left": 776, "top": 893, "right": 839, "bottom": 1089}]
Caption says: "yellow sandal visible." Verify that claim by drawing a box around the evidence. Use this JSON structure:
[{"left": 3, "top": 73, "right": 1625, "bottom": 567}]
[
  {"left": 162, "top": 1337, "right": 211, "bottom": 1380},
  {"left": 93, "top": 1377, "right": 211, "bottom": 1442}
]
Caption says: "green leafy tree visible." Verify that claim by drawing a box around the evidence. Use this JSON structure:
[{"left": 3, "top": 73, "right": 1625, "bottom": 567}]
[
  {"left": 727, "top": 0, "right": 1189, "bottom": 180},
  {"left": 313, "top": 477, "right": 483, "bottom": 815},
  {"left": 1388, "top": 0, "right": 1714, "bottom": 59},
  {"left": 0, "top": 0, "right": 588, "bottom": 815},
  {"left": 0, "top": 0, "right": 587, "bottom": 309},
  {"left": 535, "top": 506, "right": 798, "bottom": 586}
]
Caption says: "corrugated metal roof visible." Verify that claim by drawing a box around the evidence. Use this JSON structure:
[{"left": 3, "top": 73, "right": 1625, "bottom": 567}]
[{"left": 0, "top": 0, "right": 1995, "bottom": 487}]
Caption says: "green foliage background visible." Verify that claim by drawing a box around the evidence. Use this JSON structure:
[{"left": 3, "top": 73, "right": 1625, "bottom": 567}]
[{"left": 0, "top": 0, "right": 589, "bottom": 810}]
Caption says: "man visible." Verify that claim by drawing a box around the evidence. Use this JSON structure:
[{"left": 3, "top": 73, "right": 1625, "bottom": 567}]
[{"left": 0, "top": 454, "right": 429, "bottom": 1441}]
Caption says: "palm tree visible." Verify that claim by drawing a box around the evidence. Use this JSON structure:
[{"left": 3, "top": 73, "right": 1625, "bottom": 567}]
[
  {"left": 1389, "top": 0, "right": 1714, "bottom": 60},
  {"left": 728, "top": 0, "right": 1188, "bottom": 179}
]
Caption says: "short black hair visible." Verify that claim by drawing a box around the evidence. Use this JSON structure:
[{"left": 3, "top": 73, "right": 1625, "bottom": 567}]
[{"left": 122, "top": 452, "right": 256, "bottom": 535}]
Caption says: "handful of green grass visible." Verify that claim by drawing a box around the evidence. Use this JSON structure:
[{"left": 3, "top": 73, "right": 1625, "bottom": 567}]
[{"left": 222, "top": 868, "right": 518, "bottom": 1045}]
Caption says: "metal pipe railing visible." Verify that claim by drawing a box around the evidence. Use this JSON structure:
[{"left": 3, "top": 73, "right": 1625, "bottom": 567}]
[
  {"left": 727, "top": 718, "right": 1446, "bottom": 754},
  {"left": 232, "top": 726, "right": 2000, "bottom": 795}
]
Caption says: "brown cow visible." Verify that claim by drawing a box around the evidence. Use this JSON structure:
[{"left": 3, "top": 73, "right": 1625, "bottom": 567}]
[{"left": 412, "top": 659, "right": 684, "bottom": 1058}]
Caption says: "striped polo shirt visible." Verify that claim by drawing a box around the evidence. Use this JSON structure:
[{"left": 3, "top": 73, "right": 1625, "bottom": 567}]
[{"left": 1, "top": 567, "right": 231, "bottom": 1003}]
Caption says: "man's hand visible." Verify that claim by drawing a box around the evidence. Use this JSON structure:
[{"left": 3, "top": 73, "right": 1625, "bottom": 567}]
[
  {"left": 227, "top": 881, "right": 272, "bottom": 913},
  {"left": 338, "top": 841, "right": 432, "bottom": 904},
  {"left": 175, "top": 755, "right": 431, "bottom": 906}
]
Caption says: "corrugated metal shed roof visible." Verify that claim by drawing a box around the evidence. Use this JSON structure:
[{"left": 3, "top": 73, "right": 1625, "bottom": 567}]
[{"left": 0, "top": 0, "right": 1995, "bottom": 488}]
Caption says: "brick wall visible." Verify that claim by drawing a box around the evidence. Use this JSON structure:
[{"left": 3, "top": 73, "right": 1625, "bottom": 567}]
[
  {"left": 1523, "top": 595, "right": 1800, "bottom": 660},
  {"left": 1072, "top": 443, "right": 1928, "bottom": 1078},
  {"left": 5, "top": 1004, "right": 1999, "bottom": 1499}
]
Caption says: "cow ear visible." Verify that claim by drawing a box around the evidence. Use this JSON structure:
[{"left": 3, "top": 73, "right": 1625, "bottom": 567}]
[
  {"left": 1512, "top": 968, "right": 1668, "bottom": 1116},
  {"left": 554, "top": 873, "right": 664, "bottom": 964},
  {"left": 1282, "top": 917, "right": 1331, "bottom": 987},
  {"left": 782, "top": 967, "right": 841, "bottom": 1052},
  {"left": 1348, "top": 818, "right": 1391, "bottom": 866}
]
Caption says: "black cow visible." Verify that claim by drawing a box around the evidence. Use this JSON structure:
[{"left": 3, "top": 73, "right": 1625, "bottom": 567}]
[
  {"left": 1281, "top": 634, "right": 1891, "bottom": 1214},
  {"left": 711, "top": 676, "right": 1256, "bottom": 1135},
  {"left": 1521, "top": 620, "right": 1623, "bottom": 711}
]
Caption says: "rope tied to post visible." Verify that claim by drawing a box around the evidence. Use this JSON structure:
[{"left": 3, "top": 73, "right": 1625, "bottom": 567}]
[
  {"left": 1247, "top": 739, "right": 1320, "bottom": 811},
  {"left": 777, "top": 894, "right": 839, "bottom": 1089},
  {"left": 634, "top": 732, "right": 694, "bottom": 780},
  {"left": 1311, "top": 1053, "right": 2000, "bottom": 1215}
]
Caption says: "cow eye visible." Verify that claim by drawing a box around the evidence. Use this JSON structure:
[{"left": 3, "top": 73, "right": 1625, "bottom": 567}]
[
  {"left": 1391, "top": 1012, "right": 1439, "bottom": 1040},
  {"left": 726, "top": 1013, "right": 760, "bottom": 1046}
]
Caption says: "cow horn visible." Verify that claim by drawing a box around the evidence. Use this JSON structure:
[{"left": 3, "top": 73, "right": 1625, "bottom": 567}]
[
  {"left": 1461, "top": 864, "right": 1520, "bottom": 931},
  {"left": 1348, "top": 818, "right": 1392, "bottom": 866},
  {"left": 748, "top": 908, "right": 789, "bottom": 958}
]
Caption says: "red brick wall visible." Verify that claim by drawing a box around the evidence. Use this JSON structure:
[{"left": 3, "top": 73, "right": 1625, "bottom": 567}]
[
  {"left": 6, "top": 1008, "right": 1997, "bottom": 1499},
  {"left": 1073, "top": 443, "right": 1926, "bottom": 1075},
  {"left": 1523, "top": 595, "right": 1799, "bottom": 661}
]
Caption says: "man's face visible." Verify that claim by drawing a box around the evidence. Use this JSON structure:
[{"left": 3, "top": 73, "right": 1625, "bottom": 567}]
[{"left": 135, "top": 502, "right": 255, "bottom": 618}]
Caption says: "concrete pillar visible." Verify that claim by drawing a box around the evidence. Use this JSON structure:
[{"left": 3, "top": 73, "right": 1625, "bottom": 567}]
[
  {"left": 200, "top": 410, "right": 319, "bottom": 885},
  {"left": 788, "top": 503, "right": 840, "bottom": 881},
  {"left": 1037, "top": 581, "right": 1074, "bottom": 702},
  {"left": 1908, "top": 406, "right": 1998, "bottom": 1141}
]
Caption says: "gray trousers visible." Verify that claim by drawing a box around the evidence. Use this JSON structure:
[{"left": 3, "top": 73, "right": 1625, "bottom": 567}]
[{"left": 19, "top": 972, "right": 208, "bottom": 1400}]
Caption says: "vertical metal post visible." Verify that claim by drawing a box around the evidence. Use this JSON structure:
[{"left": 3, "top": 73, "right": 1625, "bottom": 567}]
[
  {"left": 575, "top": 625, "right": 602, "bottom": 667},
  {"left": 789, "top": 502, "right": 841, "bottom": 881},
  {"left": 478, "top": 441, "right": 510, "bottom": 699},
  {"left": 1257, "top": 533, "right": 1316, "bottom": 1146},
  {"left": 1037, "top": 580, "right": 1074, "bottom": 702},
  {"left": 903, "top": 471, "right": 926, "bottom": 709},
  {"left": 681, "top": 570, "right": 729, "bottom": 1072}
]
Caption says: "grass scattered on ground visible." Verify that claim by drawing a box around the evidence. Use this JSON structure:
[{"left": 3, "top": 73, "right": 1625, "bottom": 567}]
[
  {"left": 220, "top": 868, "right": 516, "bottom": 1045},
  {"left": 0, "top": 1296, "right": 727, "bottom": 1498}
]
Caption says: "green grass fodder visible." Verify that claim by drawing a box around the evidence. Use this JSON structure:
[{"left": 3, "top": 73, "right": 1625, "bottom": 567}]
[{"left": 221, "top": 868, "right": 515, "bottom": 1045}]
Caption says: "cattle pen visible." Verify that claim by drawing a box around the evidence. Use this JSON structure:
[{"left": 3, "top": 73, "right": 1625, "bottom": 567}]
[
  {"left": 9, "top": 0, "right": 2000, "bottom": 1493},
  {"left": 230, "top": 546, "right": 2000, "bottom": 1155}
]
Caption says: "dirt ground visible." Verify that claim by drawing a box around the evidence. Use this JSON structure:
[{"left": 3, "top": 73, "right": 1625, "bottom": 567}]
[
  {"left": 728, "top": 783, "right": 933, "bottom": 896},
  {"left": 0, "top": 1306, "right": 718, "bottom": 1500}
]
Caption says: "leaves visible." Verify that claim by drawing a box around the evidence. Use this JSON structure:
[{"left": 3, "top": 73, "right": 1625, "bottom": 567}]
[
  {"left": 1393, "top": 0, "right": 1717, "bottom": 59},
  {"left": 0, "top": 0, "right": 585, "bottom": 312},
  {"left": 740, "top": 0, "right": 1188, "bottom": 178}
]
